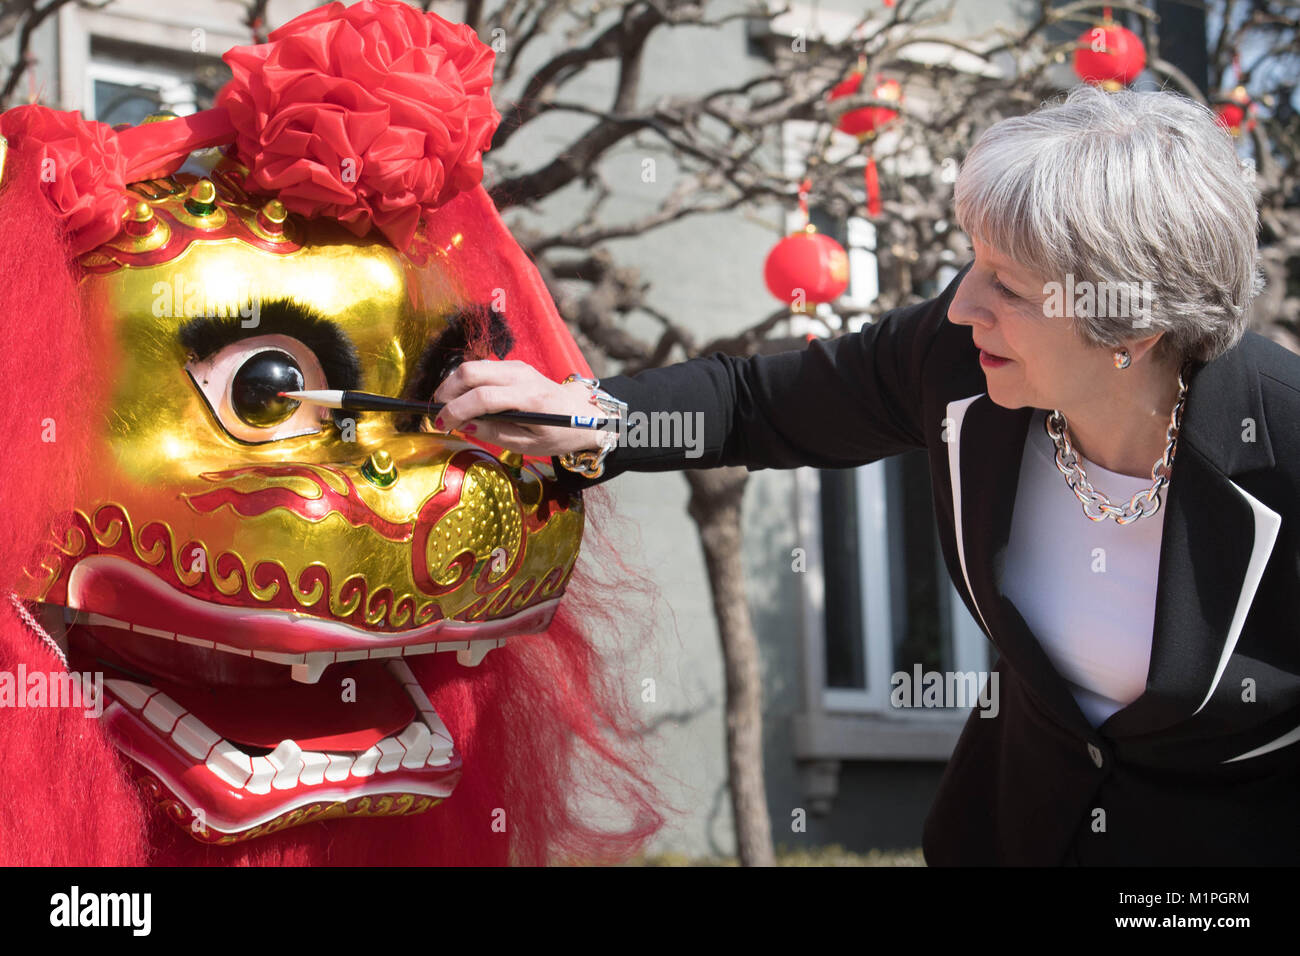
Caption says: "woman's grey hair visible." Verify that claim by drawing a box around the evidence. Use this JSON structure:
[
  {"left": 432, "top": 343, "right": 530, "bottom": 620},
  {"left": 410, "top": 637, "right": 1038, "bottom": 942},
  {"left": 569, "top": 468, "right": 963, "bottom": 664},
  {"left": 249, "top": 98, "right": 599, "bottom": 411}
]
[{"left": 954, "top": 83, "right": 1263, "bottom": 365}]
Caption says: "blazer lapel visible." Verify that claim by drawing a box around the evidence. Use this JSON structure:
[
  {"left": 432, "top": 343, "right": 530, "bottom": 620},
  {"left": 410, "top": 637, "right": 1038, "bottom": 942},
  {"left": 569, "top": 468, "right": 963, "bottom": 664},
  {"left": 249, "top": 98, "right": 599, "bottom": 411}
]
[
  {"left": 1101, "top": 351, "right": 1281, "bottom": 737},
  {"left": 946, "top": 392, "right": 1097, "bottom": 736}
]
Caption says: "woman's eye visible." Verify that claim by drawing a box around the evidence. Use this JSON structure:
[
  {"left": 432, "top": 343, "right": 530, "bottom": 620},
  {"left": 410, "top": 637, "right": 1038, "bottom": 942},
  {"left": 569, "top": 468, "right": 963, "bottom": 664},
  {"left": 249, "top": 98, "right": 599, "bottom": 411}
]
[
  {"left": 993, "top": 278, "right": 1019, "bottom": 299},
  {"left": 185, "top": 334, "right": 329, "bottom": 443},
  {"left": 230, "top": 350, "right": 305, "bottom": 427}
]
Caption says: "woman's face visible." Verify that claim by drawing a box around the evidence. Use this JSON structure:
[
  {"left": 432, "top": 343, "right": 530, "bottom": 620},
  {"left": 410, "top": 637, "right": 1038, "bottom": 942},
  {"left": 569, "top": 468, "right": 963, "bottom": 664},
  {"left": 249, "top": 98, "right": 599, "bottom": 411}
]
[{"left": 947, "top": 237, "right": 1114, "bottom": 412}]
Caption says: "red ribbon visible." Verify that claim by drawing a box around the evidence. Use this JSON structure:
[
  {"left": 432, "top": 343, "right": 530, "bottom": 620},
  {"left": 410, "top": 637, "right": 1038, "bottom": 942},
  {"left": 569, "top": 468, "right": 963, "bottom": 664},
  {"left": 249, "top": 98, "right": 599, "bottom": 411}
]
[{"left": 864, "top": 155, "right": 881, "bottom": 218}]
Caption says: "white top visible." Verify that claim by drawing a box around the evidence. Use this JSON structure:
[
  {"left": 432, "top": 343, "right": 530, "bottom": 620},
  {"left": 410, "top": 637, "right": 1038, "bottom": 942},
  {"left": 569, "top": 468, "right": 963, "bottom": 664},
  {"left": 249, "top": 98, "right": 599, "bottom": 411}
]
[{"left": 999, "top": 409, "right": 1164, "bottom": 728}]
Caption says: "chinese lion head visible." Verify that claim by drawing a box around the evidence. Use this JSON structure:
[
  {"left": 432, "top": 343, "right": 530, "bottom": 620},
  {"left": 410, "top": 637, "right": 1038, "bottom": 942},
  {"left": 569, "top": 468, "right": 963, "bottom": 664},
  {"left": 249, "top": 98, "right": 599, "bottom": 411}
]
[{"left": 0, "top": 0, "right": 662, "bottom": 865}]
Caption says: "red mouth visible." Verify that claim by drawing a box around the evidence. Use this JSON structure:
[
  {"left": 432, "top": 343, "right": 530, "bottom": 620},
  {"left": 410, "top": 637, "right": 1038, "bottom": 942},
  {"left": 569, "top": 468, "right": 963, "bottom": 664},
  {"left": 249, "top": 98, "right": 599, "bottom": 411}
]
[
  {"left": 64, "top": 554, "right": 559, "bottom": 842},
  {"left": 978, "top": 348, "right": 1012, "bottom": 368},
  {"left": 93, "top": 652, "right": 461, "bottom": 842}
]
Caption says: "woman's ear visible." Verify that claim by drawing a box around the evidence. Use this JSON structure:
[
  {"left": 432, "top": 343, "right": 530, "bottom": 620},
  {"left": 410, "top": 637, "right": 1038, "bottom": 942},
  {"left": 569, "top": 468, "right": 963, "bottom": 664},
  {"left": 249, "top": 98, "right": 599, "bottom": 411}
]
[{"left": 1123, "top": 330, "right": 1165, "bottom": 365}]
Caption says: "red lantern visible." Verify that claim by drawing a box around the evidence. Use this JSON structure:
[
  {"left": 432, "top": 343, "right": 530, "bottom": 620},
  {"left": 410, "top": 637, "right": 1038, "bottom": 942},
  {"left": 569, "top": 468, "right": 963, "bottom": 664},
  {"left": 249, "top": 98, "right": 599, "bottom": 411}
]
[
  {"left": 828, "top": 74, "right": 901, "bottom": 139},
  {"left": 1073, "top": 13, "right": 1146, "bottom": 90},
  {"left": 1214, "top": 85, "right": 1255, "bottom": 137},
  {"left": 827, "top": 73, "right": 901, "bottom": 218},
  {"left": 764, "top": 226, "right": 850, "bottom": 312}
]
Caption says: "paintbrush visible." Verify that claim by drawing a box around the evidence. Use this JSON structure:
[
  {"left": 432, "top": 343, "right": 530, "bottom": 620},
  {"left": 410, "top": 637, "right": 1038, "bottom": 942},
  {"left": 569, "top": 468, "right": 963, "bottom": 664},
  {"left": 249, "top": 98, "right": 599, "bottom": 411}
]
[{"left": 279, "top": 389, "right": 621, "bottom": 431}]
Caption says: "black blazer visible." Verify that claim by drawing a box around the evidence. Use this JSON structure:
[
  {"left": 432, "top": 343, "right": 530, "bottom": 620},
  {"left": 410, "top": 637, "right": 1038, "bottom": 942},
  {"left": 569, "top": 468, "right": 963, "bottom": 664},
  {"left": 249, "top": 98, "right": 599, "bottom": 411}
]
[{"left": 550, "top": 265, "right": 1300, "bottom": 866}]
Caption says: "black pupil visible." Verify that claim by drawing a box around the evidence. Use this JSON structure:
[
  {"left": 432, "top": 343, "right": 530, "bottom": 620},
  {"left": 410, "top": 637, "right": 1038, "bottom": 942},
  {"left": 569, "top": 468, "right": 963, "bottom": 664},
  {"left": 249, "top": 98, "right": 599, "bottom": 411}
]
[{"left": 231, "top": 350, "right": 305, "bottom": 427}]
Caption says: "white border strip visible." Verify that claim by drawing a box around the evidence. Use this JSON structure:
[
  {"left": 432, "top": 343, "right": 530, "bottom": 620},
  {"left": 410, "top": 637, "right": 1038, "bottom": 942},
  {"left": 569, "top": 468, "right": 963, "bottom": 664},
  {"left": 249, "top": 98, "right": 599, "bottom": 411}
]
[
  {"left": 1198, "top": 480, "right": 1281, "bottom": 717},
  {"left": 945, "top": 394, "right": 991, "bottom": 639}
]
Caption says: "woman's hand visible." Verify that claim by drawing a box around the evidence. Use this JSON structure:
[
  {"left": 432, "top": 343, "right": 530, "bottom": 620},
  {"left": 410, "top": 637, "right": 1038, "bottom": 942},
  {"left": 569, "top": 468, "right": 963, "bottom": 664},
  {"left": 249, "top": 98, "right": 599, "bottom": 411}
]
[{"left": 431, "top": 359, "right": 610, "bottom": 458}]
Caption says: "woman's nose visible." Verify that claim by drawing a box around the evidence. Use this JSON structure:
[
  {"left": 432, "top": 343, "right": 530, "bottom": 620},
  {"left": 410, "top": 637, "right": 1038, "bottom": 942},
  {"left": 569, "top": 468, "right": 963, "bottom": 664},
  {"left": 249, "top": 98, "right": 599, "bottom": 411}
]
[{"left": 946, "top": 275, "right": 992, "bottom": 329}]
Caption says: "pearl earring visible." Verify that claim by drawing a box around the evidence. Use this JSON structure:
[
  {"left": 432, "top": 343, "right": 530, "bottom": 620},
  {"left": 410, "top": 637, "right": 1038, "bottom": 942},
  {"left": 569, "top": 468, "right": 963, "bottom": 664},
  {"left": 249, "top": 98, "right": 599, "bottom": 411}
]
[{"left": 1113, "top": 348, "right": 1131, "bottom": 369}]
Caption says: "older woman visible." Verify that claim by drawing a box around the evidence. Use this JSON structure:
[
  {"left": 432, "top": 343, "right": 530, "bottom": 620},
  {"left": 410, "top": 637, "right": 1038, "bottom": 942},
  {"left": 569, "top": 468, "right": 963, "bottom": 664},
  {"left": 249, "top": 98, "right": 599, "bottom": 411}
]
[{"left": 432, "top": 85, "right": 1300, "bottom": 866}]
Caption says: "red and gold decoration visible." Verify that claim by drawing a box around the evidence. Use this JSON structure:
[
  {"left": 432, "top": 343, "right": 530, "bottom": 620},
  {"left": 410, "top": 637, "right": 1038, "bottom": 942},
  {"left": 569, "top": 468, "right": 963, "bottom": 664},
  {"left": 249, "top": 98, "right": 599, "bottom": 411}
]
[
  {"left": 763, "top": 178, "right": 850, "bottom": 312},
  {"left": 1214, "top": 58, "right": 1256, "bottom": 138},
  {"left": 1214, "top": 85, "right": 1256, "bottom": 137},
  {"left": 827, "top": 63, "right": 901, "bottom": 217},
  {"left": 0, "top": 0, "right": 661, "bottom": 865},
  {"left": 1073, "top": 8, "right": 1147, "bottom": 91}
]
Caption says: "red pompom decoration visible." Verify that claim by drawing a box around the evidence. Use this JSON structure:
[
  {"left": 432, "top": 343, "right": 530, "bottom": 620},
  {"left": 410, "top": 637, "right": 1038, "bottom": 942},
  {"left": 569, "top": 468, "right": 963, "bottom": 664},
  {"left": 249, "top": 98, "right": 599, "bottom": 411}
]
[
  {"left": 0, "top": 106, "right": 129, "bottom": 257},
  {"left": 764, "top": 227, "right": 850, "bottom": 310},
  {"left": 216, "top": 0, "right": 501, "bottom": 252}
]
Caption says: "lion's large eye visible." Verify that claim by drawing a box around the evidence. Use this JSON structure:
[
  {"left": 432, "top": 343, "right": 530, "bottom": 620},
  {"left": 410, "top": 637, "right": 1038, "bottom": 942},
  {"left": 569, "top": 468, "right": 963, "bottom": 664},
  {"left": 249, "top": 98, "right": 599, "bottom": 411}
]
[
  {"left": 231, "top": 350, "right": 305, "bottom": 427},
  {"left": 186, "top": 334, "right": 329, "bottom": 443}
]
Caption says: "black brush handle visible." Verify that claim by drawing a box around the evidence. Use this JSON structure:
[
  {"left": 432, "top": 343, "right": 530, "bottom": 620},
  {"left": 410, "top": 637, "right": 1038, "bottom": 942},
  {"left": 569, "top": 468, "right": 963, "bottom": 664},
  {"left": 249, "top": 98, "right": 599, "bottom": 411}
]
[{"left": 339, "top": 391, "right": 617, "bottom": 430}]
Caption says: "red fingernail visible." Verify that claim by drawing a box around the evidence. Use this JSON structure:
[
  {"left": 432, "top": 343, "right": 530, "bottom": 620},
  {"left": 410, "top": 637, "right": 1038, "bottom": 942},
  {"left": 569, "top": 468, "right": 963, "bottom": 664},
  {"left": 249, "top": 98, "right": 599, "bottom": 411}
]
[
  {"left": 434, "top": 416, "right": 445, "bottom": 429},
  {"left": 464, "top": 423, "right": 477, "bottom": 433}
]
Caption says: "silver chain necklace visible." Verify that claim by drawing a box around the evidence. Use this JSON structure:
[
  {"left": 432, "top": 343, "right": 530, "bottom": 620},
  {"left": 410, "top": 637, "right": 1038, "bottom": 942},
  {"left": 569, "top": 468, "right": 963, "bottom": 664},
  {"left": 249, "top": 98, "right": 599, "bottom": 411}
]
[{"left": 1044, "top": 362, "right": 1191, "bottom": 525}]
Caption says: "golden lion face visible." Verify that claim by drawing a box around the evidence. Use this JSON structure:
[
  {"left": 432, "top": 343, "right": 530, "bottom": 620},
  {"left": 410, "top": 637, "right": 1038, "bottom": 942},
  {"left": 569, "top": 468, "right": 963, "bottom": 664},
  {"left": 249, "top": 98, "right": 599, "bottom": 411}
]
[{"left": 20, "top": 167, "right": 584, "bottom": 842}]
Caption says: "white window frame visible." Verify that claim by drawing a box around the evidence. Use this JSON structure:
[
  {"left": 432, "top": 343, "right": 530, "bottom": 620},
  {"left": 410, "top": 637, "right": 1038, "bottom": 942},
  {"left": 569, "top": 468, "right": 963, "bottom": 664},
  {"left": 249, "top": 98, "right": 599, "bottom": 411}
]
[
  {"left": 819, "top": 457, "right": 990, "bottom": 716},
  {"left": 84, "top": 61, "right": 200, "bottom": 122},
  {"left": 57, "top": 2, "right": 253, "bottom": 114}
]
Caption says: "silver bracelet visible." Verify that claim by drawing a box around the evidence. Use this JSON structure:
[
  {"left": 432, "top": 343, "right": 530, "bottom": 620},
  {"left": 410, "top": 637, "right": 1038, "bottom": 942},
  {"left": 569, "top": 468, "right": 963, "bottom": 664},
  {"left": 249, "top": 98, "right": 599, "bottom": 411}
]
[{"left": 557, "top": 374, "right": 626, "bottom": 479}]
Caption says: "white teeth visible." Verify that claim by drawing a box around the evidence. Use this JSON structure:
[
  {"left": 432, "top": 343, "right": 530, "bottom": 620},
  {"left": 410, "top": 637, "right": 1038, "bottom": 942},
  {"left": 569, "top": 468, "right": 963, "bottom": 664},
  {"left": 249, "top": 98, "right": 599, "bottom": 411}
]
[
  {"left": 456, "top": 639, "right": 500, "bottom": 667},
  {"left": 290, "top": 653, "right": 333, "bottom": 684},
  {"left": 400, "top": 642, "right": 440, "bottom": 657},
  {"left": 134, "top": 625, "right": 176, "bottom": 640},
  {"left": 142, "top": 694, "right": 185, "bottom": 735},
  {"left": 173, "top": 714, "right": 221, "bottom": 761},
  {"left": 84, "top": 611, "right": 517, "bottom": 684},
  {"left": 206, "top": 740, "right": 253, "bottom": 789},
  {"left": 105, "top": 678, "right": 155, "bottom": 710},
  {"left": 384, "top": 661, "right": 454, "bottom": 766},
  {"left": 397, "top": 722, "right": 433, "bottom": 768},
  {"left": 299, "top": 750, "right": 329, "bottom": 786},
  {"left": 375, "top": 738, "right": 405, "bottom": 773},
  {"left": 423, "top": 710, "right": 455, "bottom": 766},
  {"left": 247, "top": 756, "right": 276, "bottom": 794},
  {"left": 100, "top": 666, "right": 457, "bottom": 795},
  {"left": 351, "top": 746, "right": 381, "bottom": 778},
  {"left": 86, "top": 612, "right": 131, "bottom": 630},
  {"left": 268, "top": 740, "right": 301, "bottom": 763},
  {"left": 267, "top": 740, "right": 305, "bottom": 790},
  {"left": 324, "top": 753, "right": 352, "bottom": 783},
  {"left": 252, "top": 649, "right": 304, "bottom": 666}
]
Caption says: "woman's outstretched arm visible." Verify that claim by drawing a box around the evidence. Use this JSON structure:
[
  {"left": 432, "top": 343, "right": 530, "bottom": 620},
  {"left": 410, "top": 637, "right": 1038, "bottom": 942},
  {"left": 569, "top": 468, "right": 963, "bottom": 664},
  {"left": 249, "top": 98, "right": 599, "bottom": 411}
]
[{"left": 433, "top": 266, "right": 969, "bottom": 491}]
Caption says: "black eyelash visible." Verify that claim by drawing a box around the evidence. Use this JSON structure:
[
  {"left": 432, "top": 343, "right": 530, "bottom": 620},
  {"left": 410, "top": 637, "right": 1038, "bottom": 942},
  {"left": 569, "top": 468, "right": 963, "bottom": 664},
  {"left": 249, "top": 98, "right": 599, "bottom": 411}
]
[
  {"left": 178, "top": 299, "right": 361, "bottom": 427},
  {"left": 395, "top": 305, "right": 515, "bottom": 433}
]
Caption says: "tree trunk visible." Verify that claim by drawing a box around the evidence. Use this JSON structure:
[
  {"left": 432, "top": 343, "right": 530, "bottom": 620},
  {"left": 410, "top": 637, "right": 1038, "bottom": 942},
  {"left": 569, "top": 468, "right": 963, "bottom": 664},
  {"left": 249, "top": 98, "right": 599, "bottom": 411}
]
[{"left": 685, "top": 466, "right": 775, "bottom": 867}]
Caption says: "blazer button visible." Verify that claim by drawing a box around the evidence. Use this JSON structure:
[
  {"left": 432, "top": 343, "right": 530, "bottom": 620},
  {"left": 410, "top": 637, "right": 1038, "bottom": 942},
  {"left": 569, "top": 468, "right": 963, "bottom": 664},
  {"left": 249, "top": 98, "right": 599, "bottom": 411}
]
[{"left": 1087, "top": 742, "right": 1104, "bottom": 768}]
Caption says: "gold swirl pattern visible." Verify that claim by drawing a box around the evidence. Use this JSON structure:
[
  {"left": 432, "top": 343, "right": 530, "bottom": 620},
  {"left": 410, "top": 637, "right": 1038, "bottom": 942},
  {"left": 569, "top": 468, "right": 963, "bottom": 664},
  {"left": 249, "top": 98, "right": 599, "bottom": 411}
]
[{"left": 134, "top": 768, "right": 443, "bottom": 844}]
